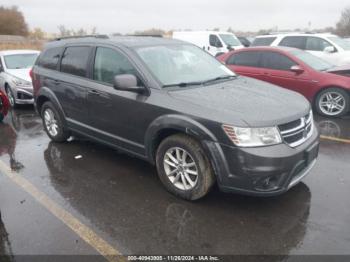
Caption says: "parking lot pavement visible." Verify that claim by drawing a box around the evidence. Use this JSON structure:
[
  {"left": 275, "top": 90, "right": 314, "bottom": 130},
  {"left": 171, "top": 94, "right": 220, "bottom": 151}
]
[{"left": 0, "top": 107, "right": 350, "bottom": 258}]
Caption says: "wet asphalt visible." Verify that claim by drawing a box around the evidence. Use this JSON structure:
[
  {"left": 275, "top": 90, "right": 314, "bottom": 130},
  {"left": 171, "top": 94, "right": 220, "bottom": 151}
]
[{"left": 0, "top": 106, "right": 349, "bottom": 259}]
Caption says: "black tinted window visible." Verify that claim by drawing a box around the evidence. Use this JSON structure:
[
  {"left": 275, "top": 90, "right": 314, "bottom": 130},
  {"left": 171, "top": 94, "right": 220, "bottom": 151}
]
[
  {"left": 227, "top": 51, "right": 261, "bottom": 67},
  {"left": 209, "top": 35, "right": 223, "bottom": 47},
  {"left": 251, "top": 37, "right": 276, "bottom": 46},
  {"left": 305, "top": 37, "right": 332, "bottom": 51},
  {"left": 261, "top": 52, "right": 296, "bottom": 70},
  {"left": 93, "top": 47, "right": 137, "bottom": 85},
  {"left": 38, "top": 47, "right": 62, "bottom": 70},
  {"left": 279, "top": 36, "right": 306, "bottom": 49},
  {"left": 60, "top": 46, "right": 91, "bottom": 77}
]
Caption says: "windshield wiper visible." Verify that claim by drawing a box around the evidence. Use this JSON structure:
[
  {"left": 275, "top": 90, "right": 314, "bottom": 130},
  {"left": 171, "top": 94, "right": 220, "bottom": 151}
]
[
  {"left": 162, "top": 81, "right": 203, "bottom": 88},
  {"left": 202, "top": 75, "right": 237, "bottom": 85}
]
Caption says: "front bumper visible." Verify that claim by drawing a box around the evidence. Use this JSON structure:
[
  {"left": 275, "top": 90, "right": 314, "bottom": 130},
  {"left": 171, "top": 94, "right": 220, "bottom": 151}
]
[
  {"left": 14, "top": 86, "right": 34, "bottom": 104},
  {"left": 204, "top": 126, "right": 319, "bottom": 196}
]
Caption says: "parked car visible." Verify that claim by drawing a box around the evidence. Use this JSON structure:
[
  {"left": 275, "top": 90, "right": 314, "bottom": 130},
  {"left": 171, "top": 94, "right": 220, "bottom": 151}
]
[
  {"left": 218, "top": 46, "right": 350, "bottom": 117},
  {"left": 0, "top": 90, "right": 9, "bottom": 122},
  {"left": 0, "top": 50, "right": 40, "bottom": 107},
  {"left": 251, "top": 33, "right": 350, "bottom": 66},
  {"left": 237, "top": 36, "right": 251, "bottom": 47},
  {"left": 173, "top": 31, "right": 244, "bottom": 57},
  {"left": 32, "top": 36, "right": 319, "bottom": 200}
]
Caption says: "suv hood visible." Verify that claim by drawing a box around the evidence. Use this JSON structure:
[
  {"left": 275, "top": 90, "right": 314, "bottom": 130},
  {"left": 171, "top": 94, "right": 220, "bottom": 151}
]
[
  {"left": 168, "top": 77, "right": 310, "bottom": 127},
  {"left": 6, "top": 68, "right": 32, "bottom": 82}
]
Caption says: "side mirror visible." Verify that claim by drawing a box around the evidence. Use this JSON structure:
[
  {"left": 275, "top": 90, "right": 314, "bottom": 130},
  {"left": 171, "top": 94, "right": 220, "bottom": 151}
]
[
  {"left": 290, "top": 65, "right": 304, "bottom": 74},
  {"left": 324, "top": 46, "right": 336, "bottom": 53},
  {"left": 113, "top": 74, "right": 144, "bottom": 93}
]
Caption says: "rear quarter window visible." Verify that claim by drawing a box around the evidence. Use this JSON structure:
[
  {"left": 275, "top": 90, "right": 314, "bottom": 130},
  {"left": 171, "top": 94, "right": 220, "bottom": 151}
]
[
  {"left": 251, "top": 37, "right": 276, "bottom": 46},
  {"left": 38, "top": 47, "right": 63, "bottom": 70},
  {"left": 226, "top": 51, "right": 262, "bottom": 67}
]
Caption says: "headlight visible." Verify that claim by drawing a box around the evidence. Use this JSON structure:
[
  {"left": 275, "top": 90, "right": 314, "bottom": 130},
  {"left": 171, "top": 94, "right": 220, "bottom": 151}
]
[
  {"left": 11, "top": 76, "right": 31, "bottom": 87},
  {"left": 222, "top": 125, "right": 282, "bottom": 147}
]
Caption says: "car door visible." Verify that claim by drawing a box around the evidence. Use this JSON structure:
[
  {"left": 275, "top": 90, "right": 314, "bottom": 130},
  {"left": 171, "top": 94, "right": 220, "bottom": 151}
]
[
  {"left": 260, "top": 51, "right": 313, "bottom": 97},
  {"left": 305, "top": 36, "right": 337, "bottom": 64},
  {"left": 86, "top": 46, "right": 149, "bottom": 155},
  {"left": 57, "top": 46, "right": 93, "bottom": 125},
  {"left": 225, "top": 51, "right": 265, "bottom": 80},
  {"left": 209, "top": 34, "right": 224, "bottom": 56}
]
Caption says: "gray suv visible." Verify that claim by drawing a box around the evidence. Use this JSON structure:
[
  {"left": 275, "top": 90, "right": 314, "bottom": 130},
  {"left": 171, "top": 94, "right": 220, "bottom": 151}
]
[{"left": 32, "top": 36, "right": 319, "bottom": 200}]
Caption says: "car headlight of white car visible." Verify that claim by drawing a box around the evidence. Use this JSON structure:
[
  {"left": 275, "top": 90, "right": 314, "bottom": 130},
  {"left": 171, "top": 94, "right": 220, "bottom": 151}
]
[
  {"left": 11, "top": 76, "right": 32, "bottom": 87},
  {"left": 222, "top": 125, "right": 282, "bottom": 147}
]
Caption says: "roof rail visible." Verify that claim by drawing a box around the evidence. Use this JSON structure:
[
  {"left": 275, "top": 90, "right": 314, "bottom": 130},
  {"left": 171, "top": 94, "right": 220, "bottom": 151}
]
[
  {"left": 126, "top": 34, "right": 163, "bottom": 38},
  {"left": 54, "top": 34, "right": 109, "bottom": 41}
]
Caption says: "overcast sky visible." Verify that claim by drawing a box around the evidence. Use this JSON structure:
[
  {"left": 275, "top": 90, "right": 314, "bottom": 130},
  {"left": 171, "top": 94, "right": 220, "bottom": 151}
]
[{"left": 2, "top": 0, "right": 349, "bottom": 34}]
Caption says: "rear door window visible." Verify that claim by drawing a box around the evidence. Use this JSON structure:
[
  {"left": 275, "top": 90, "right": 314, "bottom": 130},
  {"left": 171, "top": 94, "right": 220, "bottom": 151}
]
[
  {"left": 226, "top": 51, "right": 262, "bottom": 67},
  {"left": 38, "top": 47, "right": 63, "bottom": 70},
  {"left": 93, "top": 47, "right": 137, "bottom": 85},
  {"left": 261, "top": 51, "right": 297, "bottom": 70},
  {"left": 251, "top": 37, "right": 276, "bottom": 46},
  {"left": 278, "top": 36, "right": 307, "bottom": 49},
  {"left": 60, "top": 46, "right": 91, "bottom": 77}
]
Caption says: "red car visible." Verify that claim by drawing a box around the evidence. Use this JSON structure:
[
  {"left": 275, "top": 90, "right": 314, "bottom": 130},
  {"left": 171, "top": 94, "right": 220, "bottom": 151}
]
[
  {"left": 0, "top": 90, "right": 10, "bottom": 122},
  {"left": 218, "top": 47, "right": 350, "bottom": 117}
]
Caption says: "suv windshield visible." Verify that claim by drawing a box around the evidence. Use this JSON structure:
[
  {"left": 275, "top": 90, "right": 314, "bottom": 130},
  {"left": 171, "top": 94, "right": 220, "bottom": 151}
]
[
  {"left": 4, "top": 53, "right": 38, "bottom": 69},
  {"left": 291, "top": 50, "right": 334, "bottom": 71},
  {"left": 135, "top": 44, "right": 235, "bottom": 87},
  {"left": 328, "top": 37, "right": 350, "bottom": 51},
  {"left": 219, "top": 34, "right": 241, "bottom": 47}
]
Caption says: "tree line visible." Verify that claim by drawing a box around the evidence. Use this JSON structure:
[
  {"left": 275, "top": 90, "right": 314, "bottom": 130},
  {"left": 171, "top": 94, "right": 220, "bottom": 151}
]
[{"left": 0, "top": 5, "right": 350, "bottom": 38}]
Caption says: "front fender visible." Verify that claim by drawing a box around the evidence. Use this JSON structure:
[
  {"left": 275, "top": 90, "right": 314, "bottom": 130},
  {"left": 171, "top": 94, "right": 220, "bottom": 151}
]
[{"left": 145, "top": 114, "right": 218, "bottom": 162}]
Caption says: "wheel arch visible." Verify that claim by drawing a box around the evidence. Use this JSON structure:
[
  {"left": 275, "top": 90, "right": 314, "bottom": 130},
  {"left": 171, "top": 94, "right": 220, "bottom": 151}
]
[
  {"left": 145, "top": 114, "right": 218, "bottom": 164},
  {"left": 35, "top": 86, "right": 66, "bottom": 118}
]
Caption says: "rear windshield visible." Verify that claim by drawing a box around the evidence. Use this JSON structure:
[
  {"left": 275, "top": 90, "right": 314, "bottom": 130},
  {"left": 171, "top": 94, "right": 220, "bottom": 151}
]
[
  {"left": 251, "top": 37, "right": 276, "bottom": 46},
  {"left": 4, "top": 53, "right": 38, "bottom": 69}
]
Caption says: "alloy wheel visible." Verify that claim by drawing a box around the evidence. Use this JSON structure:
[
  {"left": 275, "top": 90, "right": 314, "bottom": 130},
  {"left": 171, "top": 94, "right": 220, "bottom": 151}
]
[
  {"left": 163, "top": 147, "right": 198, "bottom": 190},
  {"left": 44, "top": 108, "right": 59, "bottom": 137},
  {"left": 319, "top": 91, "right": 345, "bottom": 116}
]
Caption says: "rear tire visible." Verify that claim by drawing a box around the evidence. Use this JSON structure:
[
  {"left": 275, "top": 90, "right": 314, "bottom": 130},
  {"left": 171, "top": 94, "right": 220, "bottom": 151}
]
[
  {"left": 156, "top": 134, "right": 215, "bottom": 200},
  {"left": 315, "top": 88, "right": 349, "bottom": 117},
  {"left": 41, "top": 101, "right": 70, "bottom": 142}
]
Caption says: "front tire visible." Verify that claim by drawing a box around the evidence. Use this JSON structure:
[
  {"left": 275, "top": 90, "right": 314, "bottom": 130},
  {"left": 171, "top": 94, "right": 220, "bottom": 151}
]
[
  {"left": 156, "top": 134, "right": 215, "bottom": 200},
  {"left": 41, "top": 101, "right": 70, "bottom": 142},
  {"left": 315, "top": 88, "right": 349, "bottom": 117},
  {"left": 5, "top": 86, "right": 16, "bottom": 108}
]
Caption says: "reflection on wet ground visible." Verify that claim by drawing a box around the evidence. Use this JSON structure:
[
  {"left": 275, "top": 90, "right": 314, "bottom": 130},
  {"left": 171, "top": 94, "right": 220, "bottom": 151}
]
[{"left": 0, "top": 107, "right": 349, "bottom": 257}]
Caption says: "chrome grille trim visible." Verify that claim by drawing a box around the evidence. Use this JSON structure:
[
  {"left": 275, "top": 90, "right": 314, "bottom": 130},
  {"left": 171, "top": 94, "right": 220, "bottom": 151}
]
[{"left": 278, "top": 111, "right": 314, "bottom": 148}]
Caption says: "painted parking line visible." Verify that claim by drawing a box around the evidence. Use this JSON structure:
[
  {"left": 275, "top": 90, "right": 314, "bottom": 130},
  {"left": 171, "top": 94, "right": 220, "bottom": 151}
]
[
  {"left": 320, "top": 135, "right": 350, "bottom": 144},
  {"left": 0, "top": 160, "right": 124, "bottom": 262}
]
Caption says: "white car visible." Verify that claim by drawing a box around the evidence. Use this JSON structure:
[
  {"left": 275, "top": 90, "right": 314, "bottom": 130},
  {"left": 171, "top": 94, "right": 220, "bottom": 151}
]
[
  {"left": 173, "top": 31, "right": 244, "bottom": 57},
  {"left": 0, "top": 50, "right": 40, "bottom": 107},
  {"left": 252, "top": 33, "right": 350, "bottom": 66}
]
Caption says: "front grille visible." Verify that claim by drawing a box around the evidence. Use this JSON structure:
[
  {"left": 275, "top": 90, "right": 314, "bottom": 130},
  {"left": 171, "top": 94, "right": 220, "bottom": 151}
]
[{"left": 278, "top": 112, "right": 313, "bottom": 147}]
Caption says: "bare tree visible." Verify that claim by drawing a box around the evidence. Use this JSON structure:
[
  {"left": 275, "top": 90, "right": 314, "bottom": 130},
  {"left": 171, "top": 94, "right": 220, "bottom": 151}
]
[
  {"left": 336, "top": 6, "right": 350, "bottom": 36},
  {"left": 0, "top": 6, "right": 28, "bottom": 36}
]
